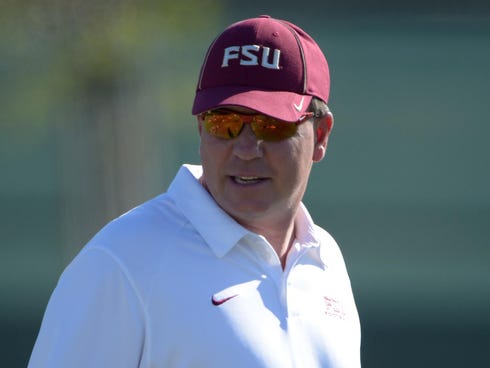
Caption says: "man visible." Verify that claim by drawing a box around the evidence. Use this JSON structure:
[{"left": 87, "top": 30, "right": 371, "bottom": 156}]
[{"left": 29, "top": 15, "right": 361, "bottom": 367}]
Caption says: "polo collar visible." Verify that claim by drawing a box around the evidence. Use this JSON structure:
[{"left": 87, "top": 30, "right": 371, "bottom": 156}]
[
  {"left": 294, "top": 202, "right": 321, "bottom": 249},
  {"left": 293, "top": 202, "right": 329, "bottom": 268},
  {"left": 167, "top": 164, "right": 250, "bottom": 258},
  {"left": 168, "top": 165, "right": 327, "bottom": 267}
]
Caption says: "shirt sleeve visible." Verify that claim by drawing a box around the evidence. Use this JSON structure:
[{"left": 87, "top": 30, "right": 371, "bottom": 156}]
[{"left": 28, "top": 246, "right": 146, "bottom": 368}]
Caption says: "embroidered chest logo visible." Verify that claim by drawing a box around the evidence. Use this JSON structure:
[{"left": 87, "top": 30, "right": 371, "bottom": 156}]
[
  {"left": 221, "top": 45, "right": 281, "bottom": 70},
  {"left": 323, "top": 296, "right": 346, "bottom": 320}
]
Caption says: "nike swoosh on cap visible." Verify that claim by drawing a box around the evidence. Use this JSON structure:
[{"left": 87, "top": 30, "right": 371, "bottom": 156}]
[{"left": 293, "top": 96, "right": 305, "bottom": 112}]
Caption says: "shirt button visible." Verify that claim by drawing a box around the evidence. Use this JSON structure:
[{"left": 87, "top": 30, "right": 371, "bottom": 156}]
[{"left": 290, "top": 311, "right": 300, "bottom": 318}]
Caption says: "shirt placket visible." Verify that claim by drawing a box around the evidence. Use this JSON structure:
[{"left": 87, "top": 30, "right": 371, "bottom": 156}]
[
  {"left": 239, "top": 235, "right": 321, "bottom": 367},
  {"left": 284, "top": 244, "right": 323, "bottom": 367}
]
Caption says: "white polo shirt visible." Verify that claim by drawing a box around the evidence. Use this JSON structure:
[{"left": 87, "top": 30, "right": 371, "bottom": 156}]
[{"left": 29, "top": 164, "right": 361, "bottom": 368}]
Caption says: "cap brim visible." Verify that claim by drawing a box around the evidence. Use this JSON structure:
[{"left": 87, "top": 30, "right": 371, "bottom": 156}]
[{"left": 192, "top": 86, "right": 312, "bottom": 123}]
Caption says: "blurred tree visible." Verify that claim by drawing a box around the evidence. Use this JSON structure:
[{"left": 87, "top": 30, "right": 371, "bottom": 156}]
[{"left": 1, "top": 0, "right": 225, "bottom": 263}]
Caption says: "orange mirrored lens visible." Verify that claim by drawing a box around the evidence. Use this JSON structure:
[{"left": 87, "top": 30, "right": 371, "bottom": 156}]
[
  {"left": 250, "top": 115, "right": 298, "bottom": 141},
  {"left": 203, "top": 113, "right": 243, "bottom": 139},
  {"left": 203, "top": 112, "right": 298, "bottom": 141}
]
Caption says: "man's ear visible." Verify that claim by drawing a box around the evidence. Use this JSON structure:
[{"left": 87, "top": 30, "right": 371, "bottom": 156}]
[
  {"left": 312, "top": 112, "right": 334, "bottom": 162},
  {"left": 197, "top": 114, "right": 203, "bottom": 135}
]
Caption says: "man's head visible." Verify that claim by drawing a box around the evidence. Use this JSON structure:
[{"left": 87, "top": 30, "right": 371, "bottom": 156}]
[{"left": 193, "top": 16, "right": 333, "bottom": 229}]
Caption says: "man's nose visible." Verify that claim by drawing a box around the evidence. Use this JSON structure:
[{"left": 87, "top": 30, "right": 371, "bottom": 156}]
[{"left": 232, "top": 124, "right": 264, "bottom": 160}]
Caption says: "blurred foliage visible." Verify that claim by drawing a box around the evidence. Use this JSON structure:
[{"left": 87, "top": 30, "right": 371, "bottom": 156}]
[
  {"left": 0, "top": 0, "right": 228, "bottom": 262},
  {"left": 0, "top": 0, "right": 224, "bottom": 134}
]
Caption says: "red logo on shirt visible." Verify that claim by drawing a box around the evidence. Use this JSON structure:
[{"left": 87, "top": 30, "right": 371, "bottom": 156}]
[
  {"left": 211, "top": 294, "right": 238, "bottom": 306},
  {"left": 324, "top": 296, "right": 346, "bottom": 320}
]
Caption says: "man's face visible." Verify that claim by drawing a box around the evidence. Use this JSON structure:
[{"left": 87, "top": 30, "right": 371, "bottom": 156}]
[{"left": 198, "top": 107, "right": 332, "bottom": 230}]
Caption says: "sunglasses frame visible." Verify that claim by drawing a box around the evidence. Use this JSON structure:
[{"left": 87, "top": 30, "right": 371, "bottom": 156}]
[{"left": 200, "top": 110, "right": 315, "bottom": 141}]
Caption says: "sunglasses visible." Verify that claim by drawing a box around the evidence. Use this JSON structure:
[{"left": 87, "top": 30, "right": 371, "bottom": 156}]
[{"left": 201, "top": 110, "right": 314, "bottom": 141}]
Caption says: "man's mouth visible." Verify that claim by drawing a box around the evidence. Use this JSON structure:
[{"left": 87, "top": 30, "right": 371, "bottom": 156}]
[{"left": 232, "top": 176, "right": 263, "bottom": 185}]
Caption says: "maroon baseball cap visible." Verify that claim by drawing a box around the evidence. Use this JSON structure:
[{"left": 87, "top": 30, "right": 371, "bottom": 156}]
[{"left": 192, "top": 15, "right": 330, "bottom": 122}]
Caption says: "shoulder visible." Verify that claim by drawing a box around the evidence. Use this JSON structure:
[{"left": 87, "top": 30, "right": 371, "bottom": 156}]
[
  {"left": 313, "top": 224, "right": 351, "bottom": 271},
  {"left": 313, "top": 224, "right": 340, "bottom": 253},
  {"left": 64, "top": 193, "right": 193, "bottom": 301},
  {"left": 89, "top": 192, "right": 187, "bottom": 253}
]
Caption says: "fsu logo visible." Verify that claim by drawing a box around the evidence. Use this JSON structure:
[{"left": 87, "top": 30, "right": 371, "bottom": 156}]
[{"left": 221, "top": 45, "right": 281, "bottom": 70}]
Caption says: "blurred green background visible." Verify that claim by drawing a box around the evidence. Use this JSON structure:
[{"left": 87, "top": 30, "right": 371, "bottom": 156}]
[{"left": 1, "top": 0, "right": 489, "bottom": 367}]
